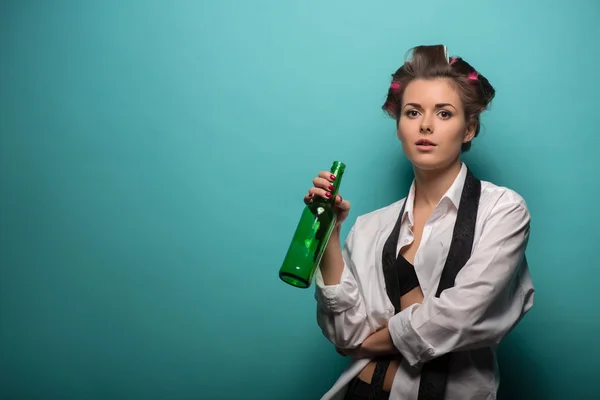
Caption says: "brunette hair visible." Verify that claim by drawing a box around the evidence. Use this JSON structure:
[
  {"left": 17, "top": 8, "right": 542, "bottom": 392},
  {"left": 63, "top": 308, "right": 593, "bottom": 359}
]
[{"left": 382, "top": 44, "right": 496, "bottom": 152}]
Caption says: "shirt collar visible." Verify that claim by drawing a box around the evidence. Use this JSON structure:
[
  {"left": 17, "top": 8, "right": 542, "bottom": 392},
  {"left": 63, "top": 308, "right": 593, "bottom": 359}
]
[
  {"left": 402, "top": 162, "right": 468, "bottom": 223},
  {"left": 402, "top": 181, "right": 416, "bottom": 225},
  {"left": 444, "top": 162, "right": 468, "bottom": 209}
]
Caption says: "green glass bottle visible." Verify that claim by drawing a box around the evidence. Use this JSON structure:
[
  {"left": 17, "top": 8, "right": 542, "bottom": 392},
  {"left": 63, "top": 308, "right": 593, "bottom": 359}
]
[{"left": 279, "top": 161, "right": 346, "bottom": 288}]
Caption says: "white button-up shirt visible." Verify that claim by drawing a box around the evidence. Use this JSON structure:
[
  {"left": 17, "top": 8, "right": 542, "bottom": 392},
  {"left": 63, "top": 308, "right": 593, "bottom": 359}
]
[{"left": 314, "top": 163, "right": 535, "bottom": 400}]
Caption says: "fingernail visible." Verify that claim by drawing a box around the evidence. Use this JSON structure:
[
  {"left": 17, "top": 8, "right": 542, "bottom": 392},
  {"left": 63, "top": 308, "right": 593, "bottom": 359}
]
[
  {"left": 325, "top": 192, "right": 332, "bottom": 198},
  {"left": 328, "top": 184, "right": 335, "bottom": 191},
  {"left": 308, "top": 193, "right": 314, "bottom": 197},
  {"left": 330, "top": 174, "right": 336, "bottom": 180}
]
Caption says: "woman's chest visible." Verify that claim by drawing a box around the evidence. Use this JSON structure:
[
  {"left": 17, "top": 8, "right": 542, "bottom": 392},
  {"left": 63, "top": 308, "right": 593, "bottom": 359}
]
[{"left": 351, "top": 216, "right": 458, "bottom": 323}]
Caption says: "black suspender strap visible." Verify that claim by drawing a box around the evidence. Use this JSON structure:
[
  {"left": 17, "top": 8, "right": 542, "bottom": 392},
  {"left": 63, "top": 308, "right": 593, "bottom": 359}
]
[{"left": 363, "top": 197, "right": 406, "bottom": 400}]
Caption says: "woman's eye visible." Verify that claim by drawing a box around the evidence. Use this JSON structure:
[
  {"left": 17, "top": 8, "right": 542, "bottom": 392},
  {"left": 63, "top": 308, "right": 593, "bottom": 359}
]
[
  {"left": 406, "top": 110, "right": 420, "bottom": 118},
  {"left": 438, "top": 110, "right": 452, "bottom": 119}
]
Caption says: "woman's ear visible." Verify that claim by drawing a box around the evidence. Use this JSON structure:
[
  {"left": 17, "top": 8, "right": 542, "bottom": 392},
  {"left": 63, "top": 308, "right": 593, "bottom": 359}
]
[{"left": 463, "top": 120, "right": 477, "bottom": 144}]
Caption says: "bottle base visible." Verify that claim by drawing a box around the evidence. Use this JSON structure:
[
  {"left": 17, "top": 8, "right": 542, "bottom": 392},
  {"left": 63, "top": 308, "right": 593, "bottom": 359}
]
[{"left": 279, "top": 272, "right": 311, "bottom": 289}]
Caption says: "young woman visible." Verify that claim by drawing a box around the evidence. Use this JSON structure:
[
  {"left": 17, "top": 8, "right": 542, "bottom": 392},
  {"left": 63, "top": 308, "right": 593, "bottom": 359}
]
[{"left": 306, "top": 45, "right": 535, "bottom": 400}]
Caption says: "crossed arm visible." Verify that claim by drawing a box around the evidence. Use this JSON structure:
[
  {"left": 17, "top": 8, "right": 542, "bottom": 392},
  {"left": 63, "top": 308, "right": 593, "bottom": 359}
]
[{"left": 337, "top": 287, "right": 424, "bottom": 359}]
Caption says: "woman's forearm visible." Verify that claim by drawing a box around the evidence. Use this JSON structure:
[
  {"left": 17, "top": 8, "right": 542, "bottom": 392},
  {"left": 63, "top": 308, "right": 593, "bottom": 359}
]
[
  {"left": 319, "top": 226, "right": 345, "bottom": 285},
  {"left": 362, "top": 286, "right": 425, "bottom": 356}
]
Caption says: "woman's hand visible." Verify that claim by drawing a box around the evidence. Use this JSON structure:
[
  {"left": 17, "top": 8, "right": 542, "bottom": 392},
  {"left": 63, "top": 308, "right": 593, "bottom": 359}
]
[{"left": 303, "top": 170, "right": 351, "bottom": 228}]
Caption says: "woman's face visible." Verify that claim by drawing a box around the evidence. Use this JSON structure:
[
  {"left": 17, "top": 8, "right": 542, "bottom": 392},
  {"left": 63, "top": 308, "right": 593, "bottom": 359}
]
[{"left": 397, "top": 78, "right": 476, "bottom": 171}]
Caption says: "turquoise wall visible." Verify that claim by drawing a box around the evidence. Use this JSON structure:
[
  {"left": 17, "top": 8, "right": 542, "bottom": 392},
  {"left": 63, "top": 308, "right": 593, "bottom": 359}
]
[{"left": 1, "top": 1, "right": 598, "bottom": 399}]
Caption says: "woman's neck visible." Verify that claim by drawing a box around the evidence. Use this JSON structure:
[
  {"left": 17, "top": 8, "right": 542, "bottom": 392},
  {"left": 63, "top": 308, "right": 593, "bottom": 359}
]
[{"left": 413, "top": 159, "right": 462, "bottom": 209}]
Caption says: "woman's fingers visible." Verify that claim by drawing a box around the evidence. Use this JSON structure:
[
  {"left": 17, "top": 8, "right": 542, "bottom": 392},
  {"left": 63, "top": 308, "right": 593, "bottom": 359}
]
[
  {"left": 318, "top": 170, "right": 338, "bottom": 182},
  {"left": 302, "top": 171, "right": 348, "bottom": 211},
  {"left": 308, "top": 186, "right": 332, "bottom": 200},
  {"left": 313, "top": 176, "right": 335, "bottom": 192}
]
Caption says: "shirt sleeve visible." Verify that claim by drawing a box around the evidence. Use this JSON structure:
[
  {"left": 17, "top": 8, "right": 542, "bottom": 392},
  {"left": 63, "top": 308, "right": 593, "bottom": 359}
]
[
  {"left": 387, "top": 198, "right": 535, "bottom": 367},
  {"left": 314, "top": 221, "right": 374, "bottom": 349}
]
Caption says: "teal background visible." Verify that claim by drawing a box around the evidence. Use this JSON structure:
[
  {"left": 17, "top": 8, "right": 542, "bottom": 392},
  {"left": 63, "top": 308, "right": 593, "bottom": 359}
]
[{"left": 1, "top": 1, "right": 598, "bottom": 399}]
